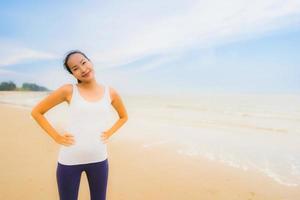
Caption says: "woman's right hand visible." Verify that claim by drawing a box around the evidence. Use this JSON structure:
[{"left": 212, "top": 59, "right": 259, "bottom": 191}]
[{"left": 54, "top": 132, "right": 76, "bottom": 146}]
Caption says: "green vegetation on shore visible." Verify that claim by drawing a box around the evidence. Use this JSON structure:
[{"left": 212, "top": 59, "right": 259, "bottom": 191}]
[{"left": 0, "top": 81, "right": 50, "bottom": 91}]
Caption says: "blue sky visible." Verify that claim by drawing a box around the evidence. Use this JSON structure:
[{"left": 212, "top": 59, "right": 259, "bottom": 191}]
[{"left": 0, "top": 0, "right": 300, "bottom": 95}]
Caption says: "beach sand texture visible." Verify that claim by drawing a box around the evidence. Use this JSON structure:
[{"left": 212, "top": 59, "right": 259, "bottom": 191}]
[{"left": 0, "top": 103, "right": 300, "bottom": 200}]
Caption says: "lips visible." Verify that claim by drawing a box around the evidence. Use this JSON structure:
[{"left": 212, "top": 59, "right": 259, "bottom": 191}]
[{"left": 82, "top": 71, "right": 90, "bottom": 77}]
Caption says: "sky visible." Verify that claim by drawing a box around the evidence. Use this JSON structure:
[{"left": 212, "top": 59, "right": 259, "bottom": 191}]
[{"left": 0, "top": 0, "right": 300, "bottom": 95}]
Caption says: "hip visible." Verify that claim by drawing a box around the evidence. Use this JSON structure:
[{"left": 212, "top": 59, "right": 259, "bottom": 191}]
[{"left": 58, "top": 144, "right": 108, "bottom": 165}]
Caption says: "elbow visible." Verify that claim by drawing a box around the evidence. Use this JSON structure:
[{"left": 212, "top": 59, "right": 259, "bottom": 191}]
[
  {"left": 122, "top": 116, "right": 128, "bottom": 122},
  {"left": 31, "top": 108, "right": 40, "bottom": 118},
  {"left": 30, "top": 111, "right": 37, "bottom": 118}
]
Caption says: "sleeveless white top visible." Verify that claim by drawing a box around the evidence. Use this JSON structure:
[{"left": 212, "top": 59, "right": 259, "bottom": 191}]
[{"left": 57, "top": 83, "right": 111, "bottom": 165}]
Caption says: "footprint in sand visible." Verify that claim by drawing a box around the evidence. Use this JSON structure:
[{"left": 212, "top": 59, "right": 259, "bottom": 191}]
[
  {"left": 250, "top": 192, "right": 256, "bottom": 196},
  {"left": 248, "top": 191, "right": 256, "bottom": 200},
  {"left": 206, "top": 188, "right": 219, "bottom": 195}
]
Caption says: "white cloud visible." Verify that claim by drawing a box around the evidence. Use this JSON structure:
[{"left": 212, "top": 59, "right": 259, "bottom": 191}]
[
  {"left": 0, "top": 40, "right": 58, "bottom": 67},
  {"left": 0, "top": 68, "right": 20, "bottom": 75},
  {"left": 90, "top": 0, "right": 300, "bottom": 69}
]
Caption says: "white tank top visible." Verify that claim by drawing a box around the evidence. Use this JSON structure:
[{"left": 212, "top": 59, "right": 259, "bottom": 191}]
[{"left": 57, "top": 83, "right": 111, "bottom": 165}]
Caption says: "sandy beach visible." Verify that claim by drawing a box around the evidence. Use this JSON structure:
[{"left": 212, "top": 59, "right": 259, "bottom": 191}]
[{"left": 0, "top": 103, "right": 300, "bottom": 200}]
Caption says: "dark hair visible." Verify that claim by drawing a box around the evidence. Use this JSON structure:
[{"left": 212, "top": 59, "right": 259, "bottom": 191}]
[{"left": 63, "top": 50, "right": 91, "bottom": 83}]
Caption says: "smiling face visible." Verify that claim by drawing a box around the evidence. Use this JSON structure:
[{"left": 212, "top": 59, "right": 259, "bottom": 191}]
[{"left": 67, "top": 53, "right": 95, "bottom": 83}]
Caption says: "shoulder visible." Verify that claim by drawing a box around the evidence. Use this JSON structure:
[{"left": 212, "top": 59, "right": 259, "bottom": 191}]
[
  {"left": 56, "top": 83, "right": 73, "bottom": 100},
  {"left": 107, "top": 85, "right": 120, "bottom": 102},
  {"left": 60, "top": 83, "right": 73, "bottom": 93}
]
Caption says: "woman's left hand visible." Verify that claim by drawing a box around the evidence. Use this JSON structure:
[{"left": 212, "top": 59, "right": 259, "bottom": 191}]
[{"left": 100, "top": 131, "right": 111, "bottom": 144}]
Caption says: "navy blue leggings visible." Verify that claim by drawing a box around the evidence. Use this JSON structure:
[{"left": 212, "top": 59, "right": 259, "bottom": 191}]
[{"left": 56, "top": 159, "right": 109, "bottom": 200}]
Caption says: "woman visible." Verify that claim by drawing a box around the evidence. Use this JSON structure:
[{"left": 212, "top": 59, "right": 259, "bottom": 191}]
[{"left": 31, "top": 50, "right": 128, "bottom": 200}]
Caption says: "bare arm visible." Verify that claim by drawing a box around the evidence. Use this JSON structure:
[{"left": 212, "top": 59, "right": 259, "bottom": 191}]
[
  {"left": 106, "top": 86, "right": 128, "bottom": 137},
  {"left": 31, "top": 84, "right": 70, "bottom": 142}
]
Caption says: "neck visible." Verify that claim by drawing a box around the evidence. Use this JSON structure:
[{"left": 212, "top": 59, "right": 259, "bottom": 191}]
[{"left": 79, "top": 78, "right": 99, "bottom": 89}]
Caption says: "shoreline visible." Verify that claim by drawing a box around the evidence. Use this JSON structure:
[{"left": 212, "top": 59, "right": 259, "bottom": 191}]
[{"left": 1, "top": 103, "right": 300, "bottom": 199}]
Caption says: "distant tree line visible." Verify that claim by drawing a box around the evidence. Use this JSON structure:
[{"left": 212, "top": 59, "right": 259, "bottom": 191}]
[{"left": 0, "top": 81, "right": 50, "bottom": 91}]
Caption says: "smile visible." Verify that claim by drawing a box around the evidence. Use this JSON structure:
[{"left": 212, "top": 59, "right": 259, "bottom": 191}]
[{"left": 82, "top": 71, "right": 90, "bottom": 77}]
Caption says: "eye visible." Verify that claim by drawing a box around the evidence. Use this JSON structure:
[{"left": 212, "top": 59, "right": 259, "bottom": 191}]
[{"left": 83, "top": 62, "right": 86, "bottom": 65}]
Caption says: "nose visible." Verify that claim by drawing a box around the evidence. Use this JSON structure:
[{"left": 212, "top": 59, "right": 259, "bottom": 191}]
[{"left": 79, "top": 65, "right": 88, "bottom": 73}]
